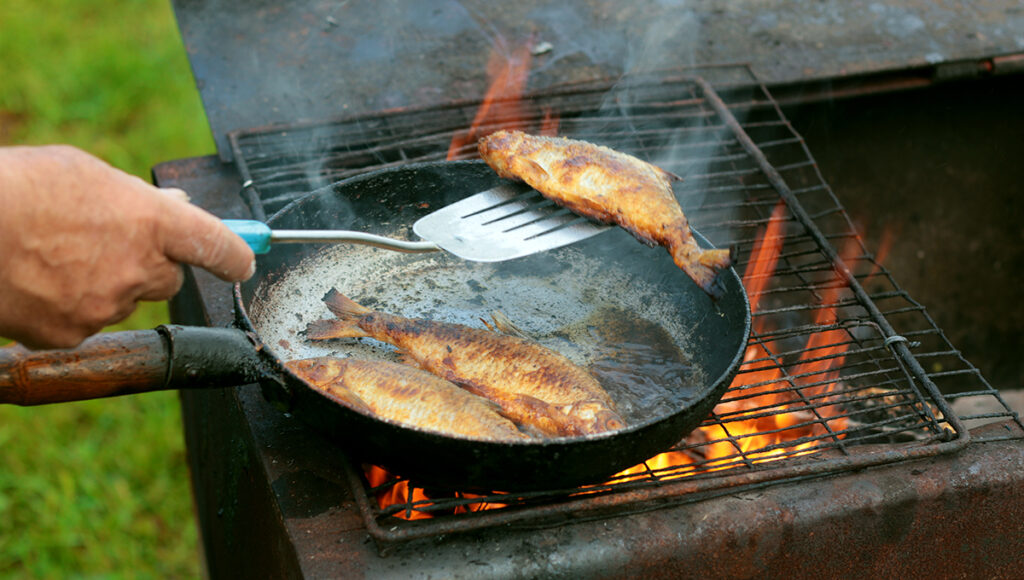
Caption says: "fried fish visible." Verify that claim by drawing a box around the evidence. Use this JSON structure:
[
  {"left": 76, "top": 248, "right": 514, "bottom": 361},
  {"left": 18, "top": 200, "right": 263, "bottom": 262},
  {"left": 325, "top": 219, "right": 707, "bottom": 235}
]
[
  {"left": 306, "top": 288, "right": 626, "bottom": 438},
  {"left": 478, "top": 129, "right": 732, "bottom": 298},
  {"left": 285, "top": 356, "right": 531, "bottom": 442}
]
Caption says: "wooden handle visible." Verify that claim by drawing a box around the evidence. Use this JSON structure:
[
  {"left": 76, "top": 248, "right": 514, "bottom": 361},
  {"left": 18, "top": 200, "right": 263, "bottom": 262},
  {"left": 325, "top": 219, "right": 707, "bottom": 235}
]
[{"left": 0, "top": 330, "right": 171, "bottom": 405}]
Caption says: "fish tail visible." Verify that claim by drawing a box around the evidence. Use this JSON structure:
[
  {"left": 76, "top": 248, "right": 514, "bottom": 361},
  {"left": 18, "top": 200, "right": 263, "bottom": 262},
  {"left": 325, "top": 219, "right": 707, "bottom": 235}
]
[
  {"left": 671, "top": 242, "right": 733, "bottom": 300},
  {"left": 305, "top": 318, "right": 368, "bottom": 340},
  {"left": 323, "top": 288, "right": 373, "bottom": 319}
]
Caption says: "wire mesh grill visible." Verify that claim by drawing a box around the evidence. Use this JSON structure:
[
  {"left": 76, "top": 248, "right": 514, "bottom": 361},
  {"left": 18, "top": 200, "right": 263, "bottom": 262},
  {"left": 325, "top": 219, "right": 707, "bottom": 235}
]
[{"left": 227, "top": 64, "right": 1021, "bottom": 543}]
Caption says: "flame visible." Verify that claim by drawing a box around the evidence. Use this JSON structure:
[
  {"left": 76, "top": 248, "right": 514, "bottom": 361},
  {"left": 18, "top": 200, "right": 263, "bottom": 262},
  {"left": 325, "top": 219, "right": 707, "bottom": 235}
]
[
  {"left": 367, "top": 42, "right": 870, "bottom": 518},
  {"left": 686, "top": 203, "right": 854, "bottom": 466},
  {"left": 446, "top": 37, "right": 558, "bottom": 160},
  {"left": 614, "top": 202, "right": 857, "bottom": 483},
  {"left": 364, "top": 465, "right": 432, "bottom": 520},
  {"left": 857, "top": 221, "right": 896, "bottom": 282},
  {"left": 368, "top": 201, "right": 862, "bottom": 517},
  {"left": 364, "top": 465, "right": 506, "bottom": 518}
]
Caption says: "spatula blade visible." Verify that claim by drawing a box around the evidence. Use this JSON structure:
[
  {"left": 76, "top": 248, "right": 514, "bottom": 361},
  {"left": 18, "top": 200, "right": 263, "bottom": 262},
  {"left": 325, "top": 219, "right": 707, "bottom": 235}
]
[{"left": 413, "top": 183, "right": 610, "bottom": 262}]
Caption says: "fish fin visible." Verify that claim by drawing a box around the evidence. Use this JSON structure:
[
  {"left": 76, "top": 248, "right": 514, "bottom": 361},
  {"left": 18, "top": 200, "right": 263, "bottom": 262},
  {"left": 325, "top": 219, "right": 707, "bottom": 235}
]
[
  {"left": 660, "top": 167, "right": 684, "bottom": 182},
  {"left": 472, "top": 394, "right": 512, "bottom": 418},
  {"left": 305, "top": 318, "right": 368, "bottom": 340},
  {"left": 396, "top": 350, "right": 425, "bottom": 369},
  {"left": 323, "top": 288, "right": 372, "bottom": 320},
  {"left": 505, "top": 392, "right": 579, "bottom": 437},
  {"left": 322, "top": 383, "right": 375, "bottom": 415},
  {"left": 488, "top": 311, "right": 532, "bottom": 340},
  {"left": 456, "top": 381, "right": 570, "bottom": 438},
  {"left": 517, "top": 157, "right": 551, "bottom": 185},
  {"left": 515, "top": 422, "right": 549, "bottom": 439}
]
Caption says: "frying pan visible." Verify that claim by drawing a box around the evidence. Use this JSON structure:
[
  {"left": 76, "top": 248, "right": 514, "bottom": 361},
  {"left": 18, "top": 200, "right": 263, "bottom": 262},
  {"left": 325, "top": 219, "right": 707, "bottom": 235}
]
[{"left": 0, "top": 160, "right": 750, "bottom": 491}]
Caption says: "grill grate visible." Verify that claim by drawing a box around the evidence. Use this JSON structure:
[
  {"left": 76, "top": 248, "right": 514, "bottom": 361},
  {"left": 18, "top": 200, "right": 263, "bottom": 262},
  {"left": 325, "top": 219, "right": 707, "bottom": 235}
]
[{"left": 227, "top": 64, "right": 1022, "bottom": 545}]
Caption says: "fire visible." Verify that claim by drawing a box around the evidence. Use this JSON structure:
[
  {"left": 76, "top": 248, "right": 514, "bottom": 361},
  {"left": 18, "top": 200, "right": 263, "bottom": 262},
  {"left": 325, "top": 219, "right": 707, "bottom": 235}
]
[
  {"left": 367, "top": 200, "right": 859, "bottom": 517},
  {"left": 364, "top": 464, "right": 433, "bottom": 520},
  {"left": 446, "top": 36, "right": 558, "bottom": 160},
  {"left": 364, "top": 466, "right": 505, "bottom": 519},
  {"left": 613, "top": 202, "right": 854, "bottom": 482},
  {"left": 708, "top": 204, "right": 855, "bottom": 457},
  {"left": 367, "top": 43, "right": 859, "bottom": 519},
  {"left": 865, "top": 223, "right": 895, "bottom": 280}
]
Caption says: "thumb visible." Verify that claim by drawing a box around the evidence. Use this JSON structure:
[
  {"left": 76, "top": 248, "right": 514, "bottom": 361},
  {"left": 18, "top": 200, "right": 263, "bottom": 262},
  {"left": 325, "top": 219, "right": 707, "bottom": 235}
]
[{"left": 157, "top": 193, "right": 256, "bottom": 282}]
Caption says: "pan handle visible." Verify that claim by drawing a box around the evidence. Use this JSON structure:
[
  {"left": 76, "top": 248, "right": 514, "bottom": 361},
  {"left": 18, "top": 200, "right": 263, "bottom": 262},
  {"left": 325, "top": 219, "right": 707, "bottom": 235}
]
[{"left": 0, "top": 326, "right": 264, "bottom": 406}]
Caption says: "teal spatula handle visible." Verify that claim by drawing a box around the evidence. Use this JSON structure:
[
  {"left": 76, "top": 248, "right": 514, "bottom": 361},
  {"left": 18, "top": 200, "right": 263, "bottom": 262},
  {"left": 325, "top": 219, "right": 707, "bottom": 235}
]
[
  {"left": 224, "top": 219, "right": 273, "bottom": 254},
  {"left": 224, "top": 219, "right": 440, "bottom": 255}
]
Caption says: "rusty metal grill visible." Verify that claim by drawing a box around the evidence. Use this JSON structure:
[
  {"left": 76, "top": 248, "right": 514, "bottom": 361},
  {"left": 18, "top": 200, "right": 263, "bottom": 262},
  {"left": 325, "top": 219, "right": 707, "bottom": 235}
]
[{"left": 226, "top": 64, "right": 1021, "bottom": 546}]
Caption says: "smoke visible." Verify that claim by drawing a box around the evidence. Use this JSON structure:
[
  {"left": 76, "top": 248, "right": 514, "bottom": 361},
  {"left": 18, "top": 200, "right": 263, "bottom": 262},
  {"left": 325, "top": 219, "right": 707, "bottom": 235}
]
[
  {"left": 572, "top": 1, "right": 744, "bottom": 220},
  {"left": 178, "top": 0, "right": 752, "bottom": 231}
]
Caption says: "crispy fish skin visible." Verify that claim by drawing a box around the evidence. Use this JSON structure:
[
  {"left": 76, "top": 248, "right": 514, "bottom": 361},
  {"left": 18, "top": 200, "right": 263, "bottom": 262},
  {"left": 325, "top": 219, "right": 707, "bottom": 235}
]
[
  {"left": 285, "top": 357, "right": 531, "bottom": 442},
  {"left": 478, "top": 129, "right": 732, "bottom": 298},
  {"left": 306, "top": 289, "right": 626, "bottom": 438}
]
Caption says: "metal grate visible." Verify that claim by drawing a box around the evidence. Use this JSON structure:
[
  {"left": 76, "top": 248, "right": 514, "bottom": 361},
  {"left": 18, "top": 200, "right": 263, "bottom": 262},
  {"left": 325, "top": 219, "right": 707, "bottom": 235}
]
[{"left": 227, "top": 64, "right": 1022, "bottom": 546}]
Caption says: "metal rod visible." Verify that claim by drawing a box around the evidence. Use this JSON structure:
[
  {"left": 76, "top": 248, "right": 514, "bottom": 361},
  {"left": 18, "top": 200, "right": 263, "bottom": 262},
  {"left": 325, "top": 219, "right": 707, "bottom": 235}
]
[{"left": 269, "top": 230, "right": 441, "bottom": 253}]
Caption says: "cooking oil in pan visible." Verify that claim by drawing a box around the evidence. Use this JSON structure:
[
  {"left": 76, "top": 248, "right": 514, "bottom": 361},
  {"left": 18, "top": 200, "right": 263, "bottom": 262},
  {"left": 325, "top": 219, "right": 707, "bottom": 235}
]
[{"left": 557, "top": 306, "right": 699, "bottom": 423}]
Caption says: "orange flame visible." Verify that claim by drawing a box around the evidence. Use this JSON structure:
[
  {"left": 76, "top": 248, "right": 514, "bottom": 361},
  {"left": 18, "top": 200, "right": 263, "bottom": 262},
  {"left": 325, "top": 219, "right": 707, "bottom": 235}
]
[
  {"left": 369, "top": 200, "right": 858, "bottom": 517},
  {"left": 859, "top": 221, "right": 895, "bottom": 282},
  {"left": 705, "top": 210, "right": 857, "bottom": 464},
  {"left": 364, "top": 465, "right": 433, "bottom": 520},
  {"left": 446, "top": 37, "right": 559, "bottom": 160},
  {"left": 368, "top": 44, "right": 867, "bottom": 518},
  {"left": 364, "top": 465, "right": 506, "bottom": 518}
]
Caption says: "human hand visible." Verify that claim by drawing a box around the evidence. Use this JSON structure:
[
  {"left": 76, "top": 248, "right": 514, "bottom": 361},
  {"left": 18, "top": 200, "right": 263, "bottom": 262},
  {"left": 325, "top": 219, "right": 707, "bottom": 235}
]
[{"left": 0, "top": 145, "right": 255, "bottom": 349}]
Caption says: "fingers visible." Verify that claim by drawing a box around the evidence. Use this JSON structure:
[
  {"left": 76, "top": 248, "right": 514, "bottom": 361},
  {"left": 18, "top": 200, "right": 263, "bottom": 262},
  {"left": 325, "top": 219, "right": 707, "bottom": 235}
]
[
  {"left": 10, "top": 329, "right": 84, "bottom": 351},
  {"left": 79, "top": 157, "right": 255, "bottom": 282},
  {"left": 136, "top": 262, "right": 186, "bottom": 302},
  {"left": 0, "top": 301, "right": 131, "bottom": 350},
  {"left": 159, "top": 187, "right": 191, "bottom": 203},
  {"left": 155, "top": 195, "right": 256, "bottom": 283}
]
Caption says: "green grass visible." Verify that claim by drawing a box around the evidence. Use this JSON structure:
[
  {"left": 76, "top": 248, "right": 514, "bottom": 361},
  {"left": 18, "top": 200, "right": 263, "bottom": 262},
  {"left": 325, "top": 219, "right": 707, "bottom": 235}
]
[{"left": 0, "top": 0, "right": 214, "bottom": 576}]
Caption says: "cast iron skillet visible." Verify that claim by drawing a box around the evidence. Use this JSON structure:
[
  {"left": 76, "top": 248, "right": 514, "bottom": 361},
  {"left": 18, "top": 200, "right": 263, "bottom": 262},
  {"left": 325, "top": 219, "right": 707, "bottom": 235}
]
[{"left": 0, "top": 161, "right": 750, "bottom": 492}]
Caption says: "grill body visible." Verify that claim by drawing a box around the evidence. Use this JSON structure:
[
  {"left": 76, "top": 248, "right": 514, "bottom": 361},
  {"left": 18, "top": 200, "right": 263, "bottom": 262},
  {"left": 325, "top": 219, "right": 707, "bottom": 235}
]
[
  {"left": 157, "top": 65, "right": 1024, "bottom": 577},
  {"left": 166, "top": 244, "right": 1024, "bottom": 577}
]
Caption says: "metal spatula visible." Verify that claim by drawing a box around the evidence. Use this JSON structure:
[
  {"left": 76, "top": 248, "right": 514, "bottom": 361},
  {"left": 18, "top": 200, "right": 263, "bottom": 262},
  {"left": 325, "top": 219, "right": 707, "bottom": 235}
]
[{"left": 226, "top": 182, "right": 610, "bottom": 262}]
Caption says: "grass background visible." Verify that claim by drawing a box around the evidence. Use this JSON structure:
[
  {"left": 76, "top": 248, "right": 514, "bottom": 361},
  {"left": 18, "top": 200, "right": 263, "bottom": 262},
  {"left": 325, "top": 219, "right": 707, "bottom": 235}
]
[{"left": 1, "top": 0, "right": 213, "bottom": 576}]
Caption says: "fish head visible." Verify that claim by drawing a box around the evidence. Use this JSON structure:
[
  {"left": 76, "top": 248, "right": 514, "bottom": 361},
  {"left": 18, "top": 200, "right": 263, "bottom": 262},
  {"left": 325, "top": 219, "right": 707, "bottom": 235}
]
[
  {"left": 564, "top": 400, "right": 627, "bottom": 435},
  {"left": 284, "top": 357, "right": 348, "bottom": 384}
]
